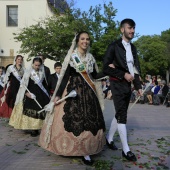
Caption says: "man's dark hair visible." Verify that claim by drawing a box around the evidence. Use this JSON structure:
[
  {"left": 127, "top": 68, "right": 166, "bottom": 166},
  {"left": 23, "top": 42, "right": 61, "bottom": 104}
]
[
  {"left": 54, "top": 62, "right": 62, "bottom": 68},
  {"left": 33, "top": 57, "right": 43, "bottom": 64},
  {"left": 120, "top": 18, "right": 136, "bottom": 28}
]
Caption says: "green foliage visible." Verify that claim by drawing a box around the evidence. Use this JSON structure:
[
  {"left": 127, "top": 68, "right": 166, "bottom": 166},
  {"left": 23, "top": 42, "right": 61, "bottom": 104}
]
[
  {"left": 93, "top": 159, "right": 114, "bottom": 170},
  {"left": 13, "top": 1, "right": 119, "bottom": 62},
  {"left": 161, "top": 29, "right": 170, "bottom": 67},
  {"left": 134, "top": 35, "right": 169, "bottom": 77}
]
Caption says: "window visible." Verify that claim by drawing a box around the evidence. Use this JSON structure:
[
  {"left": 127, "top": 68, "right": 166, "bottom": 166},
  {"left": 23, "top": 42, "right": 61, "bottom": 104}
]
[{"left": 7, "top": 6, "right": 18, "bottom": 27}]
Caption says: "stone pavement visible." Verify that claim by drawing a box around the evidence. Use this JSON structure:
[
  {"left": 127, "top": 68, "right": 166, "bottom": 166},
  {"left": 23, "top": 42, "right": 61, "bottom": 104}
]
[{"left": 0, "top": 100, "right": 170, "bottom": 170}]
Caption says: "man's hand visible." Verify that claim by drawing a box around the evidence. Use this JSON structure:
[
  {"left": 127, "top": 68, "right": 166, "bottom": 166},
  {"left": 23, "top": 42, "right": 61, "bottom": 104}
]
[
  {"left": 109, "top": 64, "right": 115, "bottom": 68},
  {"left": 138, "top": 89, "right": 143, "bottom": 96},
  {"left": 124, "top": 73, "right": 134, "bottom": 82}
]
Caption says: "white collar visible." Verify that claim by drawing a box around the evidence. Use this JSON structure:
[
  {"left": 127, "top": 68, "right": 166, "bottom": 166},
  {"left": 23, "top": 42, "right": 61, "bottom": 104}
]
[{"left": 122, "top": 39, "right": 130, "bottom": 46}]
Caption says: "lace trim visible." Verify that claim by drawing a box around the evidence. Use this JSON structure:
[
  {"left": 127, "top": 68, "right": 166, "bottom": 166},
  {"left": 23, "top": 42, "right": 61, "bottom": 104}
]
[
  {"left": 69, "top": 49, "right": 95, "bottom": 73},
  {"left": 23, "top": 108, "right": 46, "bottom": 120}
]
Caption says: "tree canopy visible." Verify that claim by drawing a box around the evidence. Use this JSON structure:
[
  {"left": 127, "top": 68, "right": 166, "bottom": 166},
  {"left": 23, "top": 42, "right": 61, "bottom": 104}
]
[
  {"left": 134, "top": 35, "right": 169, "bottom": 77},
  {"left": 13, "top": 1, "right": 170, "bottom": 79},
  {"left": 14, "top": 1, "right": 120, "bottom": 62}
]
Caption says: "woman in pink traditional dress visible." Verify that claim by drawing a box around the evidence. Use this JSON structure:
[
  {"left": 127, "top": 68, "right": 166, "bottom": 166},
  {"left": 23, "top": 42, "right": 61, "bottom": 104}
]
[
  {"left": 39, "top": 32, "right": 106, "bottom": 165},
  {"left": 0, "top": 55, "right": 24, "bottom": 118}
]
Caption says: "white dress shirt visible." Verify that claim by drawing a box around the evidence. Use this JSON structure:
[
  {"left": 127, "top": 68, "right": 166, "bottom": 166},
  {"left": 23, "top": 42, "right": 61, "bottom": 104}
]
[{"left": 122, "top": 39, "right": 134, "bottom": 77}]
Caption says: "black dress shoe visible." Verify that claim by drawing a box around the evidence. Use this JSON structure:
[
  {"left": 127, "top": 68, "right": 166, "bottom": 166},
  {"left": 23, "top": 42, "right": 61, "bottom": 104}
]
[
  {"left": 82, "top": 157, "right": 94, "bottom": 166},
  {"left": 166, "top": 102, "right": 170, "bottom": 107},
  {"left": 122, "top": 151, "right": 137, "bottom": 162},
  {"left": 106, "top": 139, "right": 118, "bottom": 150},
  {"left": 30, "top": 130, "right": 39, "bottom": 137}
]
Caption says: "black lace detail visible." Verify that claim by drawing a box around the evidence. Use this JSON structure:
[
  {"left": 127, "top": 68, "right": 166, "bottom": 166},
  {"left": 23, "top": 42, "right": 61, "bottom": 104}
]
[
  {"left": 63, "top": 70, "right": 105, "bottom": 137},
  {"left": 23, "top": 108, "right": 46, "bottom": 120}
]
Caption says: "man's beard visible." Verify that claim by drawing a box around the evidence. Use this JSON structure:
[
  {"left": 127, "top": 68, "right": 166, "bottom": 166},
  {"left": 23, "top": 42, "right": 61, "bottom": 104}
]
[{"left": 124, "top": 31, "right": 134, "bottom": 40}]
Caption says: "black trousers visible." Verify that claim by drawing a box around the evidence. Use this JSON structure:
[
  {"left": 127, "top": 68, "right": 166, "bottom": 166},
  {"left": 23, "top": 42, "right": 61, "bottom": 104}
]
[{"left": 110, "top": 81, "right": 131, "bottom": 124}]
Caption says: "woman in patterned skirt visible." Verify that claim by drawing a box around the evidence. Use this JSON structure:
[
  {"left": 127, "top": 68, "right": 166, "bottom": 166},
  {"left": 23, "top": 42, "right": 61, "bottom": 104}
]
[
  {"left": 9, "top": 57, "right": 50, "bottom": 137},
  {"left": 39, "top": 32, "right": 106, "bottom": 165}
]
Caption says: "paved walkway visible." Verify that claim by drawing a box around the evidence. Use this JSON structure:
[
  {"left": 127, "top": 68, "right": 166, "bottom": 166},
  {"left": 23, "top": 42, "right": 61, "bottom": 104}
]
[{"left": 0, "top": 100, "right": 170, "bottom": 170}]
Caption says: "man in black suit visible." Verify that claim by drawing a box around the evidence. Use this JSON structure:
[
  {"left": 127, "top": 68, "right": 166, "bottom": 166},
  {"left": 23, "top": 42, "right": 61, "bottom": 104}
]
[
  {"left": 48, "top": 62, "right": 62, "bottom": 95},
  {"left": 103, "top": 18, "right": 142, "bottom": 162},
  {"left": 158, "top": 80, "right": 169, "bottom": 104}
]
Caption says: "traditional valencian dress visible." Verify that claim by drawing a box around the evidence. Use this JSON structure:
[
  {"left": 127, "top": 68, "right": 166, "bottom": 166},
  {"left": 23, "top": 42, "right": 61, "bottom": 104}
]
[
  {"left": 9, "top": 65, "right": 50, "bottom": 130},
  {"left": 0, "top": 64, "right": 24, "bottom": 118},
  {"left": 39, "top": 47, "right": 106, "bottom": 156}
]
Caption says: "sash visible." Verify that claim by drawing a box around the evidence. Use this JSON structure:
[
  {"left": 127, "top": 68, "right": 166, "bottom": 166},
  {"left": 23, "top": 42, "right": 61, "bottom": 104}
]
[
  {"left": 31, "top": 70, "right": 49, "bottom": 98},
  {"left": 0, "top": 75, "right": 4, "bottom": 87},
  {"left": 11, "top": 66, "right": 22, "bottom": 82},
  {"left": 71, "top": 52, "right": 97, "bottom": 95}
]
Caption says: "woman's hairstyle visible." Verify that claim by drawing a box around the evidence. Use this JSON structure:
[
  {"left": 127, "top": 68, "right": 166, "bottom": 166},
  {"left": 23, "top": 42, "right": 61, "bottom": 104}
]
[
  {"left": 0, "top": 66, "right": 4, "bottom": 70},
  {"left": 76, "top": 31, "right": 90, "bottom": 44},
  {"left": 15, "top": 55, "right": 23, "bottom": 61},
  {"left": 33, "top": 57, "right": 43, "bottom": 64}
]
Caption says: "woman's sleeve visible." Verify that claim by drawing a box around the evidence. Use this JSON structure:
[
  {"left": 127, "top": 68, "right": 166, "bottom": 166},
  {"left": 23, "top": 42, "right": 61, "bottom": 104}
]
[
  {"left": 90, "top": 64, "right": 106, "bottom": 79},
  {"left": 56, "top": 65, "right": 70, "bottom": 97}
]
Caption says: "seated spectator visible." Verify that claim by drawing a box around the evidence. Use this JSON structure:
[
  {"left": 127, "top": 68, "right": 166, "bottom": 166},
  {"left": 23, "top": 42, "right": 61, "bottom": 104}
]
[
  {"left": 166, "top": 93, "right": 170, "bottom": 107},
  {"left": 152, "top": 75, "right": 157, "bottom": 84},
  {"left": 157, "top": 75, "right": 162, "bottom": 83},
  {"left": 157, "top": 80, "right": 169, "bottom": 104},
  {"left": 143, "top": 82, "right": 154, "bottom": 104},
  {"left": 147, "top": 81, "right": 160, "bottom": 105},
  {"left": 144, "top": 75, "right": 150, "bottom": 84}
]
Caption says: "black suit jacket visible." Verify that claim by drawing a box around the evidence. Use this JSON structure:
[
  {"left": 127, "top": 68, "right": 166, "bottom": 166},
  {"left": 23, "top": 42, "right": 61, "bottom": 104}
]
[
  {"left": 162, "top": 85, "right": 169, "bottom": 97},
  {"left": 103, "top": 38, "right": 142, "bottom": 90},
  {"left": 44, "top": 65, "right": 51, "bottom": 83},
  {"left": 48, "top": 73, "right": 58, "bottom": 94}
]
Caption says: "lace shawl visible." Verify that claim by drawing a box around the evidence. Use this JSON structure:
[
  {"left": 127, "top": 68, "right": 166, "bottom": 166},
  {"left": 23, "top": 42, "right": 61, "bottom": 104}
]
[{"left": 15, "top": 59, "right": 44, "bottom": 105}]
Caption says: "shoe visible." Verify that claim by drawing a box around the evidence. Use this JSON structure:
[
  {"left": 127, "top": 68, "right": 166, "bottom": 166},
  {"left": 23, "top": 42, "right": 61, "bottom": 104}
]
[
  {"left": 30, "top": 130, "right": 39, "bottom": 137},
  {"left": 166, "top": 102, "right": 170, "bottom": 107},
  {"left": 24, "top": 130, "right": 32, "bottom": 134},
  {"left": 106, "top": 139, "right": 118, "bottom": 150},
  {"left": 122, "top": 151, "right": 137, "bottom": 162},
  {"left": 82, "top": 157, "right": 94, "bottom": 166}
]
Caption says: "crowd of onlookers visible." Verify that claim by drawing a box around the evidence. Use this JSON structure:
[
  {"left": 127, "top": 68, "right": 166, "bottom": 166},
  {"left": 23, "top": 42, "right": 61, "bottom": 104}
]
[
  {"left": 101, "top": 75, "right": 170, "bottom": 108},
  {"left": 131, "top": 75, "right": 170, "bottom": 107}
]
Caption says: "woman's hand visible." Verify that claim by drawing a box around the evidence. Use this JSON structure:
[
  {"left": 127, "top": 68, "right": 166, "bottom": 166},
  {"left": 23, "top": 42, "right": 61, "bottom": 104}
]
[
  {"left": 109, "top": 64, "right": 115, "bottom": 68},
  {"left": 54, "top": 96, "right": 61, "bottom": 104},
  {"left": 25, "top": 92, "right": 32, "bottom": 99}
]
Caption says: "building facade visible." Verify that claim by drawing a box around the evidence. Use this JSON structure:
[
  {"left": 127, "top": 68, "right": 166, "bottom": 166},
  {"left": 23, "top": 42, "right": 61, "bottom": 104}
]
[{"left": 0, "top": 0, "right": 61, "bottom": 72}]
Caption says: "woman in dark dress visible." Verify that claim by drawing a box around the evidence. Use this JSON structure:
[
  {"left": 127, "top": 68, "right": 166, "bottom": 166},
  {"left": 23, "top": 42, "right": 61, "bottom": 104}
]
[
  {"left": 39, "top": 32, "right": 106, "bottom": 165},
  {"left": 9, "top": 57, "right": 50, "bottom": 137},
  {"left": 0, "top": 55, "right": 24, "bottom": 118}
]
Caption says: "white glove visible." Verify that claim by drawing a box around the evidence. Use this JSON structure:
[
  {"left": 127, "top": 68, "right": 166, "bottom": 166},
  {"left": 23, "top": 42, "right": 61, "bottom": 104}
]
[{"left": 30, "top": 93, "right": 36, "bottom": 99}]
